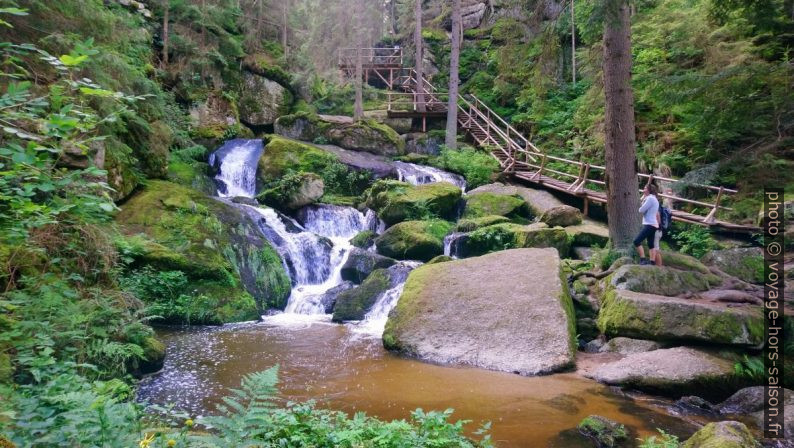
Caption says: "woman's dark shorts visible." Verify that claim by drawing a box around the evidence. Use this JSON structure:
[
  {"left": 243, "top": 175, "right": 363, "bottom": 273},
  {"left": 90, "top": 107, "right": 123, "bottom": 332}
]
[{"left": 633, "top": 224, "right": 658, "bottom": 249}]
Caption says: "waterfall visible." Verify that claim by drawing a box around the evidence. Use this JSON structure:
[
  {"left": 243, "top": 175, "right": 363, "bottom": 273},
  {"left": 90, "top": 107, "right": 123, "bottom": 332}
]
[
  {"left": 245, "top": 204, "right": 375, "bottom": 317},
  {"left": 209, "top": 139, "right": 264, "bottom": 198},
  {"left": 394, "top": 161, "right": 467, "bottom": 191},
  {"left": 353, "top": 261, "right": 421, "bottom": 337},
  {"left": 443, "top": 232, "right": 468, "bottom": 258}
]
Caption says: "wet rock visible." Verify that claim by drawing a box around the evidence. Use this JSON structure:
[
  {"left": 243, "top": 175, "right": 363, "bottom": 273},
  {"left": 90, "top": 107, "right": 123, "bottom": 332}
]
[
  {"left": 404, "top": 132, "right": 443, "bottom": 155},
  {"left": 341, "top": 247, "right": 397, "bottom": 283},
  {"left": 317, "top": 281, "right": 355, "bottom": 313},
  {"left": 586, "top": 347, "right": 735, "bottom": 397},
  {"left": 681, "top": 421, "right": 760, "bottom": 448},
  {"left": 350, "top": 230, "right": 377, "bottom": 249},
  {"left": 541, "top": 205, "right": 583, "bottom": 227},
  {"left": 375, "top": 220, "right": 453, "bottom": 262},
  {"left": 138, "top": 337, "right": 166, "bottom": 375},
  {"left": 597, "top": 289, "right": 764, "bottom": 346},
  {"left": 583, "top": 338, "right": 605, "bottom": 353},
  {"left": 577, "top": 415, "right": 629, "bottom": 448},
  {"left": 599, "top": 337, "right": 661, "bottom": 355},
  {"left": 718, "top": 386, "right": 794, "bottom": 415},
  {"left": 702, "top": 247, "right": 764, "bottom": 284},
  {"left": 577, "top": 318, "right": 600, "bottom": 343},
  {"left": 332, "top": 264, "right": 412, "bottom": 322},
  {"left": 675, "top": 396, "right": 717, "bottom": 415},
  {"left": 259, "top": 172, "right": 324, "bottom": 210},
  {"left": 231, "top": 196, "right": 259, "bottom": 206},
  {"left": 384, "top": 248, "right": 576, "bottom": 375},
  {"left": 606, "top": 264, "right": 719, "bottom": 297}
]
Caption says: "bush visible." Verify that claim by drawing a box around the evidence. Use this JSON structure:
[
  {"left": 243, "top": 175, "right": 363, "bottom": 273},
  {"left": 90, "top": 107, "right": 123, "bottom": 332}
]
[
  {"left": 430, "top": 146, "right": 499, "bottom": 189},
  {"left": 669, "top": 223, "right": 716, "bottom": 258}
]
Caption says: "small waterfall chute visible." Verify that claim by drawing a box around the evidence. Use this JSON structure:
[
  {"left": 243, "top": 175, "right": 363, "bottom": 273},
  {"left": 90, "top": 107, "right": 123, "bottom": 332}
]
[
  {"left": 394, "top": 161, "right": 467, "bottom": 191},
  {"left": 209, "top": 139, "right": 264, "bottom": 198},
  {"left": 352, "top": 261, "right": 421, "bottom": 337}
]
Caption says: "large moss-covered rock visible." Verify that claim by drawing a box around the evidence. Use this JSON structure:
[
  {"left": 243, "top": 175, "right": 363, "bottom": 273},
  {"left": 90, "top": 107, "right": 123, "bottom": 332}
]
[
  {"left": 661, "top": 251, "right": 713, "bottom": 275},
  {"left": 238, "top": 72, "right": 293, "bottom": 128},
  {"left": 462, "top": 223, "right": 570, "bottom": 257},
  {"left": 105, "top": 137, "right": 143, "bottom": 201},
  {"left": 606, "top": 264, "right": 718, "bottom": 297},
  {"left": 462, "top": 192, "right": 530, "bottom": 219},
  {"left": 383, "top": 248, "right": 576, "bottom": 375},
  {"left": 138, "top": 336, "right": 166, "bottom": 375},
  {"left": 586, "top": 347, "right": 735, "bottom": 398},
  {"left": 364, "top": 180, "right": 462, "bottom": 225},
  {"left": 577, "top": 415, "right": 629, "bottom": 448},
  {"left": 702, "top": 248, "right": 764, "bottom": 284},
  {"left": 375, "top": 220, "right": 452, "bottom": 261},
  {"left": 681, "top": 421, "right": 760, "bottom": 448},
  {"left": 257, "top": 135, "right": 338, "bottom": 183},
  {"left": 350, "top": 230, "right": 377, "bottom": 249},
  {"left": 467, "top": 182, "right": 565, "bottom": 216},
  {"left": 116, "top": 181, "right": 291, "bottom": 323},
  {"left": 189, "top": 91, "right": 240, "bottom": 142},
  {"left": 565, "top": 220, "right": 610, "bottom": 247},
  {"left": 718, "top": 386, "right": 794, "bottom": 439},
  {"left": 540, "top": 205, "right": 583, "bottom": 227},
  {"left": 275, "top": 112, "right": 405, "bottom": 156},
  {"left": 258, "top": 172, "right": 324, "bottom": 210},
  {"left": 455, "top": 215, "right": 511, "bottom": 232},
  {"left": 341, "top": 247, "right": 397, "bottom": 283},
  {"left": 597, "top": 289, "right": 764, "bottom": 346}
]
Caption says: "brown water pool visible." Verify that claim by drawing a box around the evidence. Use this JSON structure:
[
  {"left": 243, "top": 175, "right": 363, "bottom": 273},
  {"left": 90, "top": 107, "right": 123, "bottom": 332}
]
[{"left": 137, "top": 320, "right": 701, "bottom": 447}]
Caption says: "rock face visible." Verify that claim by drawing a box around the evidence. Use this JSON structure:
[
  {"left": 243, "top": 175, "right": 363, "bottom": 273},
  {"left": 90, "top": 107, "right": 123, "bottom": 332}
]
[
  {"left": 540, "top": 205, "right": 583, "bottom": 227},
  {"left": 257, "top": 136, "right": 337, "bottom": 183},
  {"left": 404, "top": 132, "right": 443, "bottom": 155},
  {"left": 681, "top": 421, "right": 760, "bottom": 448},
  {"left": 238, "top": 72, "right": 292, "bottom": 127},
  {"left": 315, "top": 143, "right": 396, "bottom": 178},
  {"left": 364, "top": 180, "right": 462, "bottom": 225},
  {"left": 462, "top": 192, "right": 530, "bottom": 219},
  {"left": 341, "top": 248, "right": 397, "bottom": 283},
  {"left": 462, "top": 223, "right": 570, "bottom": 258},
  {"left": 586, "top": 347, "right": 735, "bottom": 397},
  {"left": 332, "top": 264, "right": 411, "bottom": 322},
  {"left": 599, "top": 337, "right": 662, "bottom": 355},
  {"left": 375, "top": 220, "right": 452, "bottom": 262},
  {"left": 702, "top": 247, "right": 764, "bottom": 284},
  {"left": 189, "top": 92, "right": 239, "bottom": 141},
  {"left": 606, "top": 264, "right": 718, "bottom": 297},
  {"left": 274, "top": 112, "right": 405, "bottom": 156},
  {"left": 383, "top": 248, "right": 576, "bottom": 375},
  {"left": 717, "top": 386, "right": 794, "bottom": 439},
  {"left": 117, "top": 181, "right": 291, "bottom": 323},
  {"left": 597, "top": 289, "right": 764, "bottom": 346},
  {"left": 565, "top": 220, "right": 610, "bottom": 247}
]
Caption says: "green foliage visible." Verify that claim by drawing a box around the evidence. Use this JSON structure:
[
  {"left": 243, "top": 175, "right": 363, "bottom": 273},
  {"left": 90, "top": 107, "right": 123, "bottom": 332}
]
[
  {"left": 428, "top": 146, "right": 499, "bottom": 189},
  {"left": 120, "top": 267, "right": 218, "bottom": 325},
  {"left": 638, "top": 429, "right": 680, "bottom": 448},
  {"left": 733, "top": 355, "right": 765, "bottom": 381},
  {"left": 669, "top": 223, "right": 716, "bottom": 258}
]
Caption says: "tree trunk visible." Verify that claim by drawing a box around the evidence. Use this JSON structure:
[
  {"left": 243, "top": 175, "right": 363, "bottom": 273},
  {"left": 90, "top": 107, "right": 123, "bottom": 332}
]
[
  {"left": 603, "top": 0, "right": 640, "bottom": 252},
  {"left": 282, "top": 0, "right": 289, "bottom": 59},
  {"left": 445, "top": 0, "right": 461, "bottom": 149},
  {"left": 414, "top": 0, "right": 425, "bottom": 112},
  {"left": 162, "top": 0, "right": 169, "bottom": 67},
  {"left": 354, "top": 46, "right": 364, "bottom": 119},
  {"left": 571, "top": 0, "right": 576, "bottom": 84}
]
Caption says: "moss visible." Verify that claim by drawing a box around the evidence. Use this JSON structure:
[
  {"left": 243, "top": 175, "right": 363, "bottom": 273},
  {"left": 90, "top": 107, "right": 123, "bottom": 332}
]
[
  {"left": 383, "top": 264, "right": 438, "bottom": 352},
  {"left": 456, "top": 215, "right": 511, "bottom": 232},
  {"left": 462, "top": 193, "right": 530, "bottom": 219},
  {"left": 421, "top": 28, "right": 447, "bottom": 42},
  {"left": 104, "top": 137, "right": 142, "bottom": 201},
  {"left": 596, "top": 289, "right": 642, "bottom": 335},
  {"left": 350, "top": 230, "right": 377, "bottom": 249},
  {"left": 427, "top": 255, "right": 453, "bottom": 264},
  {"left": 681, "top": 421, "right": 759, "bottom": 448},
  {"left": 332, "top": 269, "right": 390, "bottom": 322},
  {"left": 364, "top": 180, "right": 462, "bottom": 225},
  {"left": 660, "top": 251, "right": 712, "bottom": 274},
  {"left": 577, "top": 415, "right": 628, "bottom": 448},
  {"left": 490, "top": 18, "right": 525, "bottom": 43},
  {"left": 138, "top": 336, "right": 166, "bottom": 375},
  {"left": 0, "top": 352, "right": 12, "bottom": 383},
  {"left": 375, "top": 220, "right": 453, "bottom": 262},
  {"left": 464, "top": 223, "right": 570, "bottom": 257},
  {"left": 257, "top": 135, "right": 338, "bottom": 182},
  {"left": 116, "top": 181, "right": 289, "bottom": 322},
  {"left": 140, "top": 120, "right": 172, "bottom": 179}
]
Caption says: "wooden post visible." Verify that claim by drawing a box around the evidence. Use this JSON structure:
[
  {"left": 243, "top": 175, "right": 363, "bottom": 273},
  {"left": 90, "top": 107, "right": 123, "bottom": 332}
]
[
  {"left": 533, "top": 153, "right": 547, "bottom": 181},
  {"left": 569, "top": 163, "right": 586, "bottom": 191},
  {"left": 703, "top": 186, "right": 723, "bottom": 225},
  {"left": 576, "top": 163, "right": 590, "bottom": 193},
  {"left": 583, "top": 198, "right": 589, "bottom": 217}
]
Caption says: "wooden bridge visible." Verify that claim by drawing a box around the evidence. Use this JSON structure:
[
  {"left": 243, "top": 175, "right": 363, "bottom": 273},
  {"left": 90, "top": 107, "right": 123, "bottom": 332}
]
[{"left": 339, "top": 48, "right": 759, "bottom": 233}]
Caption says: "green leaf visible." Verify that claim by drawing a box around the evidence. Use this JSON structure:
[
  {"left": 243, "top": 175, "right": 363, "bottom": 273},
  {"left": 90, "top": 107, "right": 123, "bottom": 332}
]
[{"left": 58, "top": 54, "right": 88, "bottom": 67}]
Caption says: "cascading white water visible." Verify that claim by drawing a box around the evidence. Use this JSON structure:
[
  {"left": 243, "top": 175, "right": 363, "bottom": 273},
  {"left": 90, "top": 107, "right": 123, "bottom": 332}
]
[
  {"left": 443, "top": 232, "right": 468, "bottom": 258},
  {"left": 209, "top": 139, "right": 264, "bottom": 198},
  {"left": 352, "top": 261, "right": 422, "bottom": 337},
  {"left": 394, "top": 161, "right": 467, "bottom": 191}
]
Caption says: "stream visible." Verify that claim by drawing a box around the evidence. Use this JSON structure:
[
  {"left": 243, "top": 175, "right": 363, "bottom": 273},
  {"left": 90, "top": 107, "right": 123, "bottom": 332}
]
[{"left": 138, "top": 139, "right": 702, "bottom": 446}]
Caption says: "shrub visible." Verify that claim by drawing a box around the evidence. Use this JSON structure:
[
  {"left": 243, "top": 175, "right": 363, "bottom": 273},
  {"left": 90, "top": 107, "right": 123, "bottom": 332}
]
[
  {"left": 430, "top": 146, "right": 499, "bottom": 189},
  {"left": 669, "top": 223, "right": 716, "bottom": 258}
]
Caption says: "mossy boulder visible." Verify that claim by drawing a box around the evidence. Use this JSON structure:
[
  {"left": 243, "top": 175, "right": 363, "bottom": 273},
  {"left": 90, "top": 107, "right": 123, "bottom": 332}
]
[
  {"left": 116, "top": 181, "right": 291, "bottom": 323},
  {"left": 597, "top": 289, "right": 764, "bottom": 346},
  {"left": 586, "top": 347, "right": 736, "bottom": 398},
  {"left": 661, "top": 251, "right": 713, "bottom": 275},
  {"left": 577, "top": 415, "right": 629, "bottom": 448},
  {"left": 462, "top": 223, "right": 570, "bottom": 258},
  {"left": 258, "top": 172, "right": 324, "bottom": 210},
  {"left": 138, "top": 336, "right": 166, "bottom": 375},
  {"left": 375, "top": 220, "right": 453, "bottom": 261},
  {"left": 341, "top": 247, "right": 397, "bottom": 283},
  {"left": 681, "top": 421, "right": 760, "bottom": 448},
  {"left": 238, "top": 72, "right": 293, "bottom": 127},
  {"left": 455, "top": 215, "right": 511, "bottom": 232},
  {"left": 702, "top": 248, "right": 764, "bottom": 284},
  {"left": 467, "top": 182, "right": 565, "bottom": 216},
  {"left": 257, "top": 135, "right": 338, "bottom": 183},
  {"left": 274, "top": 112, "right": 405, "bottom": 156},
  {"left": 105, "top": 137, "right": 143, "bottom": 201},
  {"left": 565, "top": 220, "right": 610, "bottom": 247},
  {"left": 540, "top": 205, "right": 583, "bottom": 227},
  {"left": 599, "top": 337, "right": 662, "bottom": 355},
  {"left": 606, "top": 264, "right": 717, "bottom": 297},
  {"left": 462, "top": 192, "right": 530, "bottom": 219},
  {"left": 350, "top": 230, "right": 377, "bottom": 249},
  {"left": 332, "top": 269, "right": 390, "bottom": 322},
  {"left": 384, "top": 248, "right": 576, "bottom": 375},
  {"left": 188, "top": 91, "right": 240, "bottom": 143},
  {"left": 427, "top": 255, "right": 453, "bottom": 264},
  {"left": 364, "top": 180, "right": 462, "bottom": 225}
]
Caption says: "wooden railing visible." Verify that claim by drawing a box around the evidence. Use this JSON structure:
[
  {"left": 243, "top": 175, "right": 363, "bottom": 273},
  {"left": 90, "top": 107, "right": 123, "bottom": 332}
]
[
  {"left": 348, "top": 55, "right": 753, "bottom": 230},
  {"left": 338, "top": 47, "right": 403, "bottom": 67}
]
